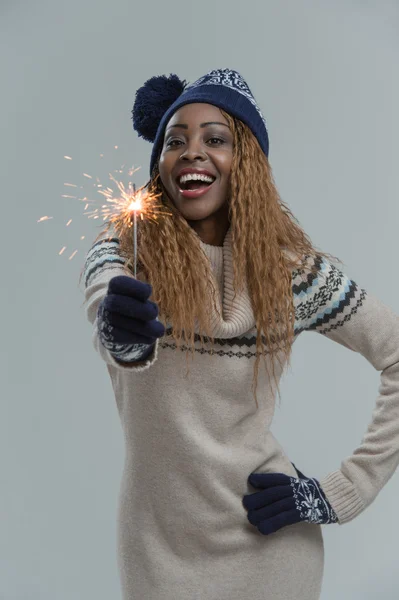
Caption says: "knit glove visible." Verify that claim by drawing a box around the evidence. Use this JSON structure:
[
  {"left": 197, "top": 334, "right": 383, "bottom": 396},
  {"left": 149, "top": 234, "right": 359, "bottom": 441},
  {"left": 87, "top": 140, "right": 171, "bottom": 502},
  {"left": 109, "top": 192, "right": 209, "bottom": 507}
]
[
  {"left": 242, "top": 463, "right": 338, "bottom": 535},
  {"left": 97, "top": 275, "right": 165, "bottom": 363}
]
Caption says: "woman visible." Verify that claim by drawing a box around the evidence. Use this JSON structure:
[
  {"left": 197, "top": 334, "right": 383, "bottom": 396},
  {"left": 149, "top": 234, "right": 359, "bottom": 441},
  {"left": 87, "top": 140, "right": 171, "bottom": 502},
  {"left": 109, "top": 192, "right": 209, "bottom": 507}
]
[{"left": 82, "top": 69, "right": 399, "bottom": 599}]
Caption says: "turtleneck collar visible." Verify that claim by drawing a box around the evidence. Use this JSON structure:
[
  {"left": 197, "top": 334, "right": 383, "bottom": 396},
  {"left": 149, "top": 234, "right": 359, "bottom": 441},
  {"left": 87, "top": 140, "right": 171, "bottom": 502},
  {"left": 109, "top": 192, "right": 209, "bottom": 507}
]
[{"left": 198, "top": 226, "right": 256, "bottom": 339}]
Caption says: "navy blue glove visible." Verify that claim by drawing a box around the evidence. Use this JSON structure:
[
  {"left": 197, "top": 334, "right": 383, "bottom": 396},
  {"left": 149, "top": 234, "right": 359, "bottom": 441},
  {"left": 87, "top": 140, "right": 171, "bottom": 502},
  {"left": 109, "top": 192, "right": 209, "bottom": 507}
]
[
  {"left": 242, "top": 463, "right": 338, "bottom": 536},
  {"left": 97, "top": 275, "right": 165, "bottom": 362}
]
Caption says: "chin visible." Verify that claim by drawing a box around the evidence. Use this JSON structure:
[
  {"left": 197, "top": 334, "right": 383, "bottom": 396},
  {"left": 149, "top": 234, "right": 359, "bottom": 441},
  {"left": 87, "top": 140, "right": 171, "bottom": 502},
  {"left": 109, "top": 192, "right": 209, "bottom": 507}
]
[{"left": 179, "top": 207, "right": 217, "bottom": 222}]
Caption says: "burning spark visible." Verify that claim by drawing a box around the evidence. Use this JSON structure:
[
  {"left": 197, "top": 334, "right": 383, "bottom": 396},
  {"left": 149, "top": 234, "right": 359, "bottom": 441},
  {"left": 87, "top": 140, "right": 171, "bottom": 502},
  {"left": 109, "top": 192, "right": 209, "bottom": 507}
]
[
  {"left": 84, "top": 170, "right": 169, "bottom": 234},
  {"left": 90, "top": 175, "right": 171, "bottom": 277},
  {"left": 40, "top": 152, "right": 172, "bottom": 264}
]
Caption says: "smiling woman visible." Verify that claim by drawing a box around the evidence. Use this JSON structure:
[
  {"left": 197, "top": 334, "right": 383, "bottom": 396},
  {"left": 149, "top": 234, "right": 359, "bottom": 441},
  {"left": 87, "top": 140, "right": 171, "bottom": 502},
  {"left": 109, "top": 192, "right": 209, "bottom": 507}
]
[
  {"left": 158, "top": 103, "right": 233, "bottom": 245},
  {"left": 82, "top": 69, "right": 399, "bottom": 600}
]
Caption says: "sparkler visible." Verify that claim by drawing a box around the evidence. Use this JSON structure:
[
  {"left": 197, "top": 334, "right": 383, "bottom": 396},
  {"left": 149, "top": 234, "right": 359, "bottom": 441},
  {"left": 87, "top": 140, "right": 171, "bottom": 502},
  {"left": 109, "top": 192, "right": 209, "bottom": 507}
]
[
  {"left": 92, "top": 169, "right": 169, "bottom": 278},
  {"left": 38, "top": 151, "right": 171, "bottom": 274}
]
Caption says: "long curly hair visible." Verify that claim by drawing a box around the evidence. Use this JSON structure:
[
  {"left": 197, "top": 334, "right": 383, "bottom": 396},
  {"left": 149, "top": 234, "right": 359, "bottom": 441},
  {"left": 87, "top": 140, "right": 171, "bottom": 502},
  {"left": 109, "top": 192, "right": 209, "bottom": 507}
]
[{"left": 102, "top": 109, "right": 341, "bottom": 408}]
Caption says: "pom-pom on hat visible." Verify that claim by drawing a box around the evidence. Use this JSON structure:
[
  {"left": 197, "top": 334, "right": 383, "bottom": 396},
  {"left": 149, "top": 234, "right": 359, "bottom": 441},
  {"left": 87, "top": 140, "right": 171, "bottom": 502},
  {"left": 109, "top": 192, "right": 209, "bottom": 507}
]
[{"left": 131, "top": 68, "right": 269, "bottom": 176}]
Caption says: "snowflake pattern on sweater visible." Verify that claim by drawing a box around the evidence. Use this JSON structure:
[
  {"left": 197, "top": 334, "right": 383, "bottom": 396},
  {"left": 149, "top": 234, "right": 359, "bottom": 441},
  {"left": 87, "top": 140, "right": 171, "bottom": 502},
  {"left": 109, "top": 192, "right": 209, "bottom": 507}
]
[
  {"left": 84, "top": 236, "right": 154, "bottom": 363},
  {"left": 82, "top": 237, "right": 367, "bottom": 359},
  {"left": 291, "top": 253, "right": 367, "bottom": 336}
]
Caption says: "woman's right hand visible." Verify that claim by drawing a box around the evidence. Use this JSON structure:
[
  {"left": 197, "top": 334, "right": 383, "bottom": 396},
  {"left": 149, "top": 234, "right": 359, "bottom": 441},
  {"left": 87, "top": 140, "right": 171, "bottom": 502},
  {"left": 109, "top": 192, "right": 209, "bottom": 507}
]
[{"left": 98, "top": 275, "right": 166, "bottom": 346}]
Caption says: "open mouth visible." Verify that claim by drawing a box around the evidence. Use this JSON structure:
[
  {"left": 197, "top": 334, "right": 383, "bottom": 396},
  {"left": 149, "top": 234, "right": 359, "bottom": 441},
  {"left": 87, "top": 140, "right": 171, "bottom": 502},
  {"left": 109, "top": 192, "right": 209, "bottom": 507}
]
[{"left": 176, "top": 176, "right": 216, "bottom": 191}]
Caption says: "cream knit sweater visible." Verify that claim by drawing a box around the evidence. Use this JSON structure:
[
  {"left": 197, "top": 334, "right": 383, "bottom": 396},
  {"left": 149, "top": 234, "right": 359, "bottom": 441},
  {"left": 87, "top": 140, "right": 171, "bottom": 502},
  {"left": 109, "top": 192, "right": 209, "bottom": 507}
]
[{"left": 83, "top": 226, "right": 399, "bottom": 600}]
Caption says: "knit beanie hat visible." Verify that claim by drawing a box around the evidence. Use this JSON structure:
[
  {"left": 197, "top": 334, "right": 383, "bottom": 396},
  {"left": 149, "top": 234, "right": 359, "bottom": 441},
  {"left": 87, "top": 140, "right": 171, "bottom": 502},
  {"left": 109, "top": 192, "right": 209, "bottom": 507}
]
[{"left": 131, "top": 68, "right": 269, "bottom": 176}]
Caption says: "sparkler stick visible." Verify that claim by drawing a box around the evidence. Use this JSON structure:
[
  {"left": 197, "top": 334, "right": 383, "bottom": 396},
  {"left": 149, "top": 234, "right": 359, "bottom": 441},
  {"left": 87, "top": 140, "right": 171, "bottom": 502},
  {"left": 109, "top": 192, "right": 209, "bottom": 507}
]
[
  {"left": 133, "top": 199, "right": 138, "bottom": 279},
  {"left": 129, "top": 182, "right": 138, "bottom": 278}
]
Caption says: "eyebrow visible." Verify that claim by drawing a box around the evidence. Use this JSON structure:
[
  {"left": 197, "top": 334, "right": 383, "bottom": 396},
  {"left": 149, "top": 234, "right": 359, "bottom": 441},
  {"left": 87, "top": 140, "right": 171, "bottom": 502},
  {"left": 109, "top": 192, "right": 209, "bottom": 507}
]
[{"left": 165, "top": 121, "right": 230, "bottom": 131}]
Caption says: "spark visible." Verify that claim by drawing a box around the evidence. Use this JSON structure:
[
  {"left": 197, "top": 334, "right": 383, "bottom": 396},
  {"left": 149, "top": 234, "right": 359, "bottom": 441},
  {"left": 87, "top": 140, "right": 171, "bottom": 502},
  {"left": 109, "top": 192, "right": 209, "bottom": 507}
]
[
  {"left": 42, "top": 151, "right": 172, "bottom": 264},
  {"left": 90, "top": 170, "right": 167, "bottom": 232}
]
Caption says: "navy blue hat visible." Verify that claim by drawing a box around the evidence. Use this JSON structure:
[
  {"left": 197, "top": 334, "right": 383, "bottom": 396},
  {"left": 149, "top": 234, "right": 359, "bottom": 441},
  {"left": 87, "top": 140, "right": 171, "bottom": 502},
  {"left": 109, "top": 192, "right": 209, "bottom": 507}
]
[{"left": 132, "top": 68, "right": 269, "bottom": 176}]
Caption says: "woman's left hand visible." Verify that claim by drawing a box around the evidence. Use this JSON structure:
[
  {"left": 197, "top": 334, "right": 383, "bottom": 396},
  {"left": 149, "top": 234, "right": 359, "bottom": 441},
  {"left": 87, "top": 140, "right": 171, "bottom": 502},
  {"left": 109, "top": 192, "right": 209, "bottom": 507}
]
[{"left": 242, "top": 464, "right": 338, "bottom": 535}]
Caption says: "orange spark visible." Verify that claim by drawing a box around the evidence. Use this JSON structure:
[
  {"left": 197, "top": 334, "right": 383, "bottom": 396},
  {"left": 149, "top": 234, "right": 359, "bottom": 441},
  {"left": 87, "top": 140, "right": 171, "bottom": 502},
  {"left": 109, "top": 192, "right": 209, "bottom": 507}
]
[{"left": 43, "top": 154, "right": 171, "bottom": 265}]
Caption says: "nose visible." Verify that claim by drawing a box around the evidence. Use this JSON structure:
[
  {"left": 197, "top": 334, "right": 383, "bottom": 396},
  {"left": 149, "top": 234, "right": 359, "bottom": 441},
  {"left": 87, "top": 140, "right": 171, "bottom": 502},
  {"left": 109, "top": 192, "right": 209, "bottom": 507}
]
[{"left": 179, "top": 139, "right": 207, "bottom": 161}]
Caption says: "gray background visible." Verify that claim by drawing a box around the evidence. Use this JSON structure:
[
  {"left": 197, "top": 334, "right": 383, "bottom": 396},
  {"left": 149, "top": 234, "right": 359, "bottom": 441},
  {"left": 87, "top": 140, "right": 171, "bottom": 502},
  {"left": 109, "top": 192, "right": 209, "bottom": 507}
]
[{"left": 2, "top": 0, "right": 399, "bottom": 598}]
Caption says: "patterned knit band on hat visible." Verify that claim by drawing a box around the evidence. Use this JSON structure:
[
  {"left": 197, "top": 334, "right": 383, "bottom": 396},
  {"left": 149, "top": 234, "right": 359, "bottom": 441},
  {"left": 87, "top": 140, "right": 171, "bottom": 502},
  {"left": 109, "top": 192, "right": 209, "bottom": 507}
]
[{"left": 131, "top": 68, "right": 270, "bottom": 176}]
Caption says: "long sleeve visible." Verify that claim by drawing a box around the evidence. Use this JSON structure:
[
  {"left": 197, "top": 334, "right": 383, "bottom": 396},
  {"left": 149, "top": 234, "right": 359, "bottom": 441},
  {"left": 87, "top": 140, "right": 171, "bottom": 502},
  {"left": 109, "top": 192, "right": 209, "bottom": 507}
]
[
  {"left": 82, "top": 234, "right": 160, "bottom": 372},
  {"left": 292, "top": 254, "right": 399, "bottom": 525}
]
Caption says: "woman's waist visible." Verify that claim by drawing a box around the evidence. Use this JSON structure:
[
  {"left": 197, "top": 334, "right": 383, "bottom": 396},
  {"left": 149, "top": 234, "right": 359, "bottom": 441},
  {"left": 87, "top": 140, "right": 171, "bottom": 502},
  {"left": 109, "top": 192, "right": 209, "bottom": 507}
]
[
  {"left": 122, "top": 430, "right": 298, "bottom": 506},
  {"left": 119, "top": 446, "right": 314, "bottom": 561}
]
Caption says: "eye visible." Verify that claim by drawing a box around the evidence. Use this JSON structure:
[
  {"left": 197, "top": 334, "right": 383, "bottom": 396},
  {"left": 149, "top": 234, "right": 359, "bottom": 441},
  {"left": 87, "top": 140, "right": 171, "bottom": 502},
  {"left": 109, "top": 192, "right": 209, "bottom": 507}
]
[
  {"left": 165, "top": 136, "right": 226, "bottom": 148},
  {"left": 208, "top": 137, "right": 225, "bottom": 145},
  {"left": 166, "top": 139, "right": 183, "bottom": 148}
]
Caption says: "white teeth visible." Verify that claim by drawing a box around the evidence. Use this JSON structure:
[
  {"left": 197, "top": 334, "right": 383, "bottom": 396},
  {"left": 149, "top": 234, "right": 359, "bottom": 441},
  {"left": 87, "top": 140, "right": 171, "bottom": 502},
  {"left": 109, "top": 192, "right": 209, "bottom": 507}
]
[{"left": 179, "top": 173, "right": 215, "bottom": 185}]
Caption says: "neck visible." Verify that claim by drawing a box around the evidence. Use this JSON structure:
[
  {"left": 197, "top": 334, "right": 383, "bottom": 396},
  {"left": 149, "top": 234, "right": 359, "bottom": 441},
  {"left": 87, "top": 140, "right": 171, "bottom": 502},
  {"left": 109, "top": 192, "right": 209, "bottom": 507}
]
[{"left": 187, "top": 204, "right": 230, "bottom": 247}]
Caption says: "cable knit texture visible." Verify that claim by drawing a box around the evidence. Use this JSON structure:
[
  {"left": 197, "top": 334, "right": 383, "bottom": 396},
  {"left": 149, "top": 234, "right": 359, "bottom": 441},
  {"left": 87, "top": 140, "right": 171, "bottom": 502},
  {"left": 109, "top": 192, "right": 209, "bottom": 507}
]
[{"left": 82, "top": 226, "right": 399, "bottom": 600}]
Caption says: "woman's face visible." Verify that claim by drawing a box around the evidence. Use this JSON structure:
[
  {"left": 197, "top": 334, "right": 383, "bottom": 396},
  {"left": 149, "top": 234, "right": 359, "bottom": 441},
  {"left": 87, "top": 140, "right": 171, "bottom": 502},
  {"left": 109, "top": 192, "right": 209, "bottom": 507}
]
[{"left": 158, "top": 103, "right": 233, "bottom": 231}]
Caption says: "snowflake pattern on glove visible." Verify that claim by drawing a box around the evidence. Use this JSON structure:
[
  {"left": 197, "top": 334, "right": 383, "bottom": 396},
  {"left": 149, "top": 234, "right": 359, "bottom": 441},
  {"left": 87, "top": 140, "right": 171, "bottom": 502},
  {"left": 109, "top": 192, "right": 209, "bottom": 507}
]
[
  {"left": 97, "top": 302, "right": 154, "bottom": 362},
  {"left": 289, "top": 476, "right": 338, "bottom": 524}
]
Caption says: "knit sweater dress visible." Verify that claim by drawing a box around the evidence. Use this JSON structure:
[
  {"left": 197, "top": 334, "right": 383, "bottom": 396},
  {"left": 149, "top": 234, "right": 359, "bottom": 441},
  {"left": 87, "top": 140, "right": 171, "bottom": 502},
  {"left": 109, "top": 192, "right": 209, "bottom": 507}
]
[{"left": 83, "top": 226, "right": 399, "bottom": 600}]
